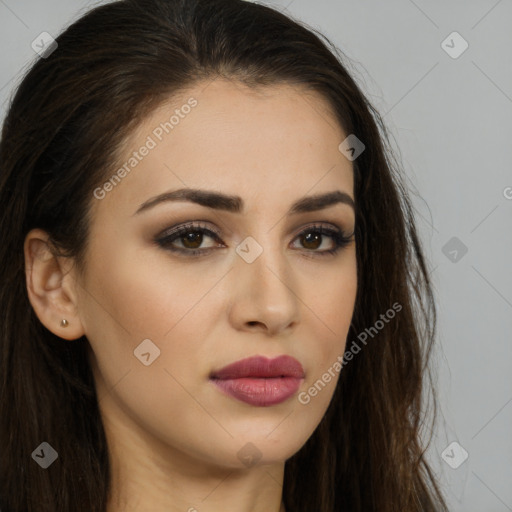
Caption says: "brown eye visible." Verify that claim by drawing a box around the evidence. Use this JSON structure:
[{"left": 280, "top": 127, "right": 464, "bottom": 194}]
[
  {"left": 155, "top": 222, "right": 224, "bottom": 256},
  {"left": 300, "top": 231, "right": 322, "bottom": 250},
  {"left": 179, "top": 231, "right": 204, "bottom": 249},
  {"left": 291, "top": 224, "right": 353, "bottom": 256}
]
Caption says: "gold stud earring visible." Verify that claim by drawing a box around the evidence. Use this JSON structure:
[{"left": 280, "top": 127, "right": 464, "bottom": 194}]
[{"left": 60, "top": 319, "right": 69, "bottom": 327}]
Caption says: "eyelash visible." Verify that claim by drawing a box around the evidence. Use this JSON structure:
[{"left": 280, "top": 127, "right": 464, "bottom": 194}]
[{"left": 154, "top": 221, "right": 353, "bottom": 258}]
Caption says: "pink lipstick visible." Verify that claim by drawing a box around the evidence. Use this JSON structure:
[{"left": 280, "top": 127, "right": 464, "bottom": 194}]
[{"left": 209, "top": 355, "right": 304, "bottom": 407}]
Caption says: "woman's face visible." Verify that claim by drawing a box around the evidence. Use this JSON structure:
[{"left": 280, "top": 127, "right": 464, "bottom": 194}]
[{"left": 75, "top": 79, "right": 357, "bottom": 471}]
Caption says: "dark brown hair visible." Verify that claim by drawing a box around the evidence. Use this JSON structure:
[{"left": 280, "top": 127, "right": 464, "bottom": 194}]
[{"left": 0, "top": 0, "right": 447, "bottom": 510}]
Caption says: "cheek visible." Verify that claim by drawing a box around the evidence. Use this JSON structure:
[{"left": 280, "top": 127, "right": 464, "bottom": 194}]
[
  {"left": 83, "top": 240, "right": 225, "bottom": 340},
  {"left": 297, "top": 260, "right": 356, "bottom": 406},
  {"left": 80, "top": 243, "right": 229, "bottom": 391},
  {"left": 306, "top": 259, "right": 357, "bottom": 346},
  {"left": 81, "top": 249, "right": 229, "bottom": 459}
]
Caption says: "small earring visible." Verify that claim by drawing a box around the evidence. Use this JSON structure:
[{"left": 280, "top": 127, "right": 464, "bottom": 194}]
[{"left": 60, "top": 319, "right": 69, "bottom": 328}]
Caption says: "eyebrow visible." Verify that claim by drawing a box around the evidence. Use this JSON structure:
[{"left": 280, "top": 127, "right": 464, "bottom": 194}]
[{"left": 133, "top": 188, "right": 355, "bottom": 216}]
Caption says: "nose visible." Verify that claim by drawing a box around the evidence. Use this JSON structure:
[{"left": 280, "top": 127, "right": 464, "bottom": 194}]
[{"left": 227, "top": 239, "right": 300, "bottom": 336}]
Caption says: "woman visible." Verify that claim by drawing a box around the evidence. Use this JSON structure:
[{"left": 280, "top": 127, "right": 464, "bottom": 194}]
[{"left": 0, "top": 0, "right": 448, "bottom": 510}]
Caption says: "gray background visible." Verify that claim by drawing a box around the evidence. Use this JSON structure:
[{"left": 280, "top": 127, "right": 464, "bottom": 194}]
[{"left": 1, "top": 0, "right": 511, "bottom": 510}]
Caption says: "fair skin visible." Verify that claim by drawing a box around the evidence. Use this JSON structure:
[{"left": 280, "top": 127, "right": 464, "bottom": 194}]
[{"left": 24, "top": 79, "right": 357, "bottom": 512}]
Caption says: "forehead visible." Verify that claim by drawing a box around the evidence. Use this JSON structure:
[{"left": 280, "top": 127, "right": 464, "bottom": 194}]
[{"left": 91, "top": 78, "right": 353, "bottom": 220}]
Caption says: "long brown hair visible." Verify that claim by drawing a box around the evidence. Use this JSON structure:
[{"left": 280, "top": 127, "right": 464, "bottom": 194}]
[{"left": 0, "top": 0, "right": 448, "bottom": 510}]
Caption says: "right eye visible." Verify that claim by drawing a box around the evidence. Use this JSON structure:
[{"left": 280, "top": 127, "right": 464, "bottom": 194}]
[{"left": 155, "top": 221, "right": 226, "bottom": 257}]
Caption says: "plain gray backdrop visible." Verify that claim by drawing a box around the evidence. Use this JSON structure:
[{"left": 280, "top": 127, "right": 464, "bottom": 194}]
[{"left": 1, "top": 0, "right": 511, "bottom": 510}]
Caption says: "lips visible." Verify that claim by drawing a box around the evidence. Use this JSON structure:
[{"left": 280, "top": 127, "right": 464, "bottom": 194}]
[
  {"left": 209, "top": 355, "right": 304, "bottom": 407},
  {"left": 210, "top": 355, "right": 305, "bottom": 379}
]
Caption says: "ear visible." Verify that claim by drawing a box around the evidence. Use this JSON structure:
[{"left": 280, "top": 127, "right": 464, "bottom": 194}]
[{"left": 24, "top": 228, "right": 86, "bottom": 340}]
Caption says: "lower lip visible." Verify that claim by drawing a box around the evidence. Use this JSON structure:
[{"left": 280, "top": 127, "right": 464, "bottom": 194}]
[{"left": 210, "top": 377, "right": 303, "bottom": 406}]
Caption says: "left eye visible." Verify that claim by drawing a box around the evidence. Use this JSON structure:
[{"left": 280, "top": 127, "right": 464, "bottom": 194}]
[
  {"left": 155, "top": 222, "right": 352, "bottom": 257},
  {"left": 291, "top": 227, "right": 343, "bottom": 252}
]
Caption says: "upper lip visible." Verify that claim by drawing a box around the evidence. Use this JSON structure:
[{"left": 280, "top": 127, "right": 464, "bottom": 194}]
[{"left": 210, "top": 355, "right": 305, "bottom": 379}]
